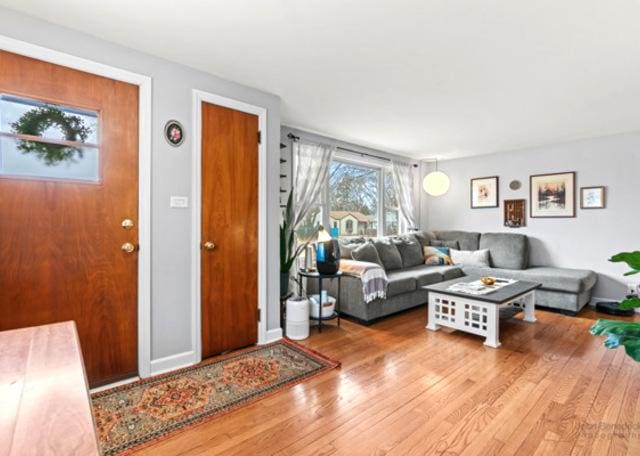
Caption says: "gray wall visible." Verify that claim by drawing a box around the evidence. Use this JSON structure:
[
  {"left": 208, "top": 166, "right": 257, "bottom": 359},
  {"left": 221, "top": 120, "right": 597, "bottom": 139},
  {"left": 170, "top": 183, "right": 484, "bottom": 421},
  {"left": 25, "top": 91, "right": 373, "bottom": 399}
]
[
  {"left": 419, "top": 132, "right": 640, "bottom": 300},
  {"left": 0, "top": 7, "right": 282, "bottom": 361}
]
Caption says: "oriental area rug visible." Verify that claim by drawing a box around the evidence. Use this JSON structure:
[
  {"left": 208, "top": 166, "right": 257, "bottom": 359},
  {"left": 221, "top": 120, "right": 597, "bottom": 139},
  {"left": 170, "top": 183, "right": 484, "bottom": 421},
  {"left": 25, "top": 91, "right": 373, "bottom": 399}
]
[{"left": 92, "top": 339, "right": 339, "bottom": 455}]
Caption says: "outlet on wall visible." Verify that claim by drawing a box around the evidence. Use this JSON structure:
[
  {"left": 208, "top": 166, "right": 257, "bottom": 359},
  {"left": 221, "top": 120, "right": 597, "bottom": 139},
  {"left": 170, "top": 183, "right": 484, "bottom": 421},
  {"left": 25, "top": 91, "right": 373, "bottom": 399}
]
[{"left": 628, "top": 282, "right": 639, "bottom": 296}]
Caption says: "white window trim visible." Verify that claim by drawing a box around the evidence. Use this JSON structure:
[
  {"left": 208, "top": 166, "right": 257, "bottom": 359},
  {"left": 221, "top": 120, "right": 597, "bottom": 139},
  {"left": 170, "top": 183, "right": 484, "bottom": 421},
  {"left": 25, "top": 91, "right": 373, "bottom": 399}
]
[{"left": 324, "top": 155, "right": 402, "bottom": 238}]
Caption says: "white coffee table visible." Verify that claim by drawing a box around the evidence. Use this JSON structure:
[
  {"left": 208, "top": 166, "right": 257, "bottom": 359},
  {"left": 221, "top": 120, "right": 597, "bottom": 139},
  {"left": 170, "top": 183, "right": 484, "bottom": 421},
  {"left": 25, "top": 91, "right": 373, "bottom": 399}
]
[{"left": 423, "top": 276, "right": 541, "bottom": 348}]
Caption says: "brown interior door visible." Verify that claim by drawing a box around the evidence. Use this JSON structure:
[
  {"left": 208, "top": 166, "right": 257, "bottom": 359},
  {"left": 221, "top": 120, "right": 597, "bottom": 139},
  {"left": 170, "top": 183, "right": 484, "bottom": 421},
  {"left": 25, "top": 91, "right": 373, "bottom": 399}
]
[
  {"left": 0, "top": 50, "right": 139, "bottom": 387},
  {"left": 201, "top": 102, "right": 258, "bottom": 358}
]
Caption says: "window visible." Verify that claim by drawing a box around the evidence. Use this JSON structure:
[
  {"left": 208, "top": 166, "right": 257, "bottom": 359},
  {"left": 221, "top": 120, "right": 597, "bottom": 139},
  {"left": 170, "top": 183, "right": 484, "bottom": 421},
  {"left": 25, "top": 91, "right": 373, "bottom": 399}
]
[
  {"left": 0, "top": 94, "right": 100, "bottom": 182},
  {"left": 326, "top": 158, "right": 401, "bottom": 238}
]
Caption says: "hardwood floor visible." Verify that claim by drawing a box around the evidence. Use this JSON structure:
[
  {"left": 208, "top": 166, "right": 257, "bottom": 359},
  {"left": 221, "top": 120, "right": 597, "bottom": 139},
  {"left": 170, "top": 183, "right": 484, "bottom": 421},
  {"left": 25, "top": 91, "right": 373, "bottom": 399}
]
[{"left": 139, "top": 306, "right": 640, "bottom": 455}]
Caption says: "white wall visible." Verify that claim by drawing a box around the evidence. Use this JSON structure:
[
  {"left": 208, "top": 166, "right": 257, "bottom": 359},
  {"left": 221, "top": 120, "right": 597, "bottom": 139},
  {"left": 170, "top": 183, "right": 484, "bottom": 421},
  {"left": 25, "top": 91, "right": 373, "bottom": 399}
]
[
  {"left": 419, "top": 132, "right": 640, "bottom": 300},
  {"left": 0, "top": 7, "right": 282, "bottom": 367}
]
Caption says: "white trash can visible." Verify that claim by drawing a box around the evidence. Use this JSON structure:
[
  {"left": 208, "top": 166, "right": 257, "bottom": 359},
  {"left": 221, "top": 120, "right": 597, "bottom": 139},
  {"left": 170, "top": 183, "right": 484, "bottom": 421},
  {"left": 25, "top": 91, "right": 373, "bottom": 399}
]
[{"left": 286, "top": 297, "right": 309, "bottom": 340}]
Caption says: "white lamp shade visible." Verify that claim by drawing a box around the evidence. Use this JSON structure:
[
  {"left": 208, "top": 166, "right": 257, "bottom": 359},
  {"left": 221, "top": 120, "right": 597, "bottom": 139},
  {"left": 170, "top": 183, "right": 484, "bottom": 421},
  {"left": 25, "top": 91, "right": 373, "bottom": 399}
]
[{"left": 423, "top": 171, "right": 450, "bottom": 196}]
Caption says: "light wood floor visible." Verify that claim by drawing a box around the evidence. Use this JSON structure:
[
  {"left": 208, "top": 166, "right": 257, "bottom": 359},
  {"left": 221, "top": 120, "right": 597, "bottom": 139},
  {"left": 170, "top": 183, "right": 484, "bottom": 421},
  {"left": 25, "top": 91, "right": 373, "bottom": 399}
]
[{"left": 140, "top": 306, "right": 640, "bottom": 455}]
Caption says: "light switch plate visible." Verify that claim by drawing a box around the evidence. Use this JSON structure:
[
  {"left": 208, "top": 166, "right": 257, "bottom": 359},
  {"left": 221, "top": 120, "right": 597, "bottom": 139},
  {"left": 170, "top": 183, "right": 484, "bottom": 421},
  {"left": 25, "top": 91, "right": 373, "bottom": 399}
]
[{"left": 170, "top": 196, "right": 189, "bottom": 208}]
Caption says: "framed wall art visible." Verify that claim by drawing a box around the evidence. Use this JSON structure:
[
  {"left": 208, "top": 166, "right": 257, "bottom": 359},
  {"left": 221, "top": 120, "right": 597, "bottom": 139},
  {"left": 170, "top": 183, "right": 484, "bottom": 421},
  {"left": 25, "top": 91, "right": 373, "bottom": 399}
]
[
  {"left": 530, "top": 171, "right": 576, "bottom": 218},
  {"left": 470, "top": 176, "right": 499, "bottom": 208},
  {"left": 164, "top": 120, "right": 185, "bottom": 147},
  {"left": 581, "top": 186, "right": 605, "bottom": 209},
  {"left": 504, "top": 199, "right": 526, "bottom": 227}
]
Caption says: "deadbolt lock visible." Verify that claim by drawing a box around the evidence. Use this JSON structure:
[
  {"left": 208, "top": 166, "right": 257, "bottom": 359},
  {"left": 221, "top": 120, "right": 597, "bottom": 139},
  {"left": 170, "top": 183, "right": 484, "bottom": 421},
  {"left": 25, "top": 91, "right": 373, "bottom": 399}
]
[{"left": 121, "top": 218, "right": 135, "bottom": 230}]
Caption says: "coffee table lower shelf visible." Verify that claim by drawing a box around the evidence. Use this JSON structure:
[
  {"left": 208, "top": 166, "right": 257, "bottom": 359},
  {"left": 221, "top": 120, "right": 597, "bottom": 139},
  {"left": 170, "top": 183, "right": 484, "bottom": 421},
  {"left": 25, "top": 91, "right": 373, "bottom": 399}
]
[{"left": 425, "top": 289, "right": 537, "bottom": 348}]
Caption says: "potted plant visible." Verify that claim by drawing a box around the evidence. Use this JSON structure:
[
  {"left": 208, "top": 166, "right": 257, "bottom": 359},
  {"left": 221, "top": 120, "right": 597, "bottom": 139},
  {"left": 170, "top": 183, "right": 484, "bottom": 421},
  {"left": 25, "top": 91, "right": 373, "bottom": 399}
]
[
  {"left": 280, "top": 191, "right": 308, "bottom": 297},
  {"left": 590, "top": 251, "right": 640, "bottom": 360}
]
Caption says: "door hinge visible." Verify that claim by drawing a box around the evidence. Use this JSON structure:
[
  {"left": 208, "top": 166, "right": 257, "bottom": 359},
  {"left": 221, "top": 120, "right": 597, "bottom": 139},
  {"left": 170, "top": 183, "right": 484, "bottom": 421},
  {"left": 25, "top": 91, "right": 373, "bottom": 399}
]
[
  {"left": 257, "top": 308, "right": 262, "bottom": 322},
  {"left": 257, "top": 130, "right": 262, "bottom": 145}
]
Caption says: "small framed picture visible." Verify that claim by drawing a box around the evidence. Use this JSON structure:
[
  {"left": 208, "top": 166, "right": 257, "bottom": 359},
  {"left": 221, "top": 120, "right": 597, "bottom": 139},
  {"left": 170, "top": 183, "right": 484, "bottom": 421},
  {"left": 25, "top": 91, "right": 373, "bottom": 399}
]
[
  {"left": 470, "top": 176, "right": 499, "bottom": 208},
  {"left": 581, "top": 186, "right": 605, "bottom": 209},
  {"left": 530, "top": 171, "right": 576, "bottom": 218},
  {"left": 164, "top": 120, "right": 185, "bottom": 147}
]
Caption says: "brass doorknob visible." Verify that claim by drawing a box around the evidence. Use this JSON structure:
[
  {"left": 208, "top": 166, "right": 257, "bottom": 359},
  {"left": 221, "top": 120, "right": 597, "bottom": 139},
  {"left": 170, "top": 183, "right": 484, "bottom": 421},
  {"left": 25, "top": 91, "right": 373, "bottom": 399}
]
[
  {"left": 203, "top": 241, "right": 216, "bottom": 251},
  {"left": 121, "top": 218, "right": 135, "bottom": 230},
  {"left": 121, "top": 242, "right": 136, "bottom": 253}
]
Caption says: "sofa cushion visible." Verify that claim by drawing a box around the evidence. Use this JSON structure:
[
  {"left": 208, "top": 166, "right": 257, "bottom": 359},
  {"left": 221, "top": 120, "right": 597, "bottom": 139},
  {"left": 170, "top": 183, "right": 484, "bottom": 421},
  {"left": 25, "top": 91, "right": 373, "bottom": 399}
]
[
  {"left": 412, "top": 230, "right": 436, "bottom": 248},
  {"left": 385, "top": 271, "right": 418, "bottom": 297},
  {"left": 479, "top": 232, "right": 529, "bottom": 270},
  {"left": 372, "top": 238, "right": 403, "bottom": 271},
  {"left": 392, "top": 235, "right": 424, "bottom": 268},
  {"left": 339, "top": 237, "right": 367, "bottom": 259},
  {"left": 394, "top": 264, "right": 464, "bottom": 288},
  {"left": 430, "top": 239, "right": 460, "bottom": 250},
  {"left": 461, "top": 266, "right": 597, "bottom": 294},
  {"left": 434, "top": 230, "right": 481, "bottom": 250},
  {"left": 351, "top": 242, "right": 383, "bottom": 266}
]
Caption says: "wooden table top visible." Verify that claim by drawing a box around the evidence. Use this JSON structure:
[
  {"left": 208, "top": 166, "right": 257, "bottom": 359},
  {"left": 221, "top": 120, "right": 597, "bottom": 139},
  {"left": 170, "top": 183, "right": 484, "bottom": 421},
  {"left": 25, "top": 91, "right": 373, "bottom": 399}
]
[{"left": 0, "top": 321, "right": 100, "bottom": 456}]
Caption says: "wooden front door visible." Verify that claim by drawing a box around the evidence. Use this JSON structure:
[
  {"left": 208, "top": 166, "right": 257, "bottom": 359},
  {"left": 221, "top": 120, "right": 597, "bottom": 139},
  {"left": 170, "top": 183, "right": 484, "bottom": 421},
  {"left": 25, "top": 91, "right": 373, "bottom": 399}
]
[
  {"left": 201, "top": 102, "right": 258, "bottom": 359},
  {"left": 0, "top": 50, "right": 139, "bottom": 387}
]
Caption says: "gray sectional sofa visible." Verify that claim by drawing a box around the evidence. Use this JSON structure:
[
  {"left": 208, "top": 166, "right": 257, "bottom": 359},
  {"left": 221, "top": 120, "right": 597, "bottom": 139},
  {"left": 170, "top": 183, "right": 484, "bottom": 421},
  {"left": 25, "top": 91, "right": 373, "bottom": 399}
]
[{"left": 313, "top": 230, "right": 597, "bottom": 324}]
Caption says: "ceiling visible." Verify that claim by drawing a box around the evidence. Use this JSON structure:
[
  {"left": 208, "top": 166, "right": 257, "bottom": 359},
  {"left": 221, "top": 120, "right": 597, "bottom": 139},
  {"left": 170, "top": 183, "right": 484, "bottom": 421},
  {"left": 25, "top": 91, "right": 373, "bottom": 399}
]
[{"left": 3, "top": 0, "right": 640, "bottom": 160}]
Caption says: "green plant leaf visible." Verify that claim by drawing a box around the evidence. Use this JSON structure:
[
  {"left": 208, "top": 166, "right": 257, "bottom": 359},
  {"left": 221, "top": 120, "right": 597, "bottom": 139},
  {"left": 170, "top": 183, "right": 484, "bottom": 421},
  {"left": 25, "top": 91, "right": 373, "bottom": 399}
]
[
  {"left": 590, "top": 319, "right": 640, "bottom": 361},
  {"left": 619, "top": 296, "right": 640, "bottom": 310},
  {"left": 609, "top": 251, "right": 640, "bottom": 276}
]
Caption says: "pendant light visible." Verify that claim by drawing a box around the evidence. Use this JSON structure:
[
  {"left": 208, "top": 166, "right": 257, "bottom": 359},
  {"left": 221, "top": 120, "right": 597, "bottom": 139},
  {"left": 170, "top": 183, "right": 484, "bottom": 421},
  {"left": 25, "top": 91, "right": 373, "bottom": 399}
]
[{"left": 422, "top": 159, "right": 450, "bottom": 196}]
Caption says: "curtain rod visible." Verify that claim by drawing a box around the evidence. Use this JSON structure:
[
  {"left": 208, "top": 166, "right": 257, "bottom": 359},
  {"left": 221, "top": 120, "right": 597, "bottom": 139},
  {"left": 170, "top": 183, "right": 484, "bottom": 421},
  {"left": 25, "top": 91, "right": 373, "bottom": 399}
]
[{"left": 287, "top": 133, "right": 418, "bottom": 168}]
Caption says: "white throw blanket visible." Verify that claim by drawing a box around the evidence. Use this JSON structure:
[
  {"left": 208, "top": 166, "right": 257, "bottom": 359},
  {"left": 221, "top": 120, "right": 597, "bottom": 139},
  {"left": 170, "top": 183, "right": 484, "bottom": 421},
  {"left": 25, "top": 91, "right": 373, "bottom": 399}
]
[{"left": 340, "top": 259, "right": 388, "bottom": 303}]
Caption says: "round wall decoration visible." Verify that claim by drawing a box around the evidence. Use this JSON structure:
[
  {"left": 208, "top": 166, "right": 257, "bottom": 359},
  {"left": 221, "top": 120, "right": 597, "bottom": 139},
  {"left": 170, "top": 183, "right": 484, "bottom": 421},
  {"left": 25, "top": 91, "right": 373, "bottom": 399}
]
[
  {"left": 164, "top": 120, "right": 185, "bottom": 147},
  {"left": 509, "top": 180, "right": 522, "bottom": 191}
]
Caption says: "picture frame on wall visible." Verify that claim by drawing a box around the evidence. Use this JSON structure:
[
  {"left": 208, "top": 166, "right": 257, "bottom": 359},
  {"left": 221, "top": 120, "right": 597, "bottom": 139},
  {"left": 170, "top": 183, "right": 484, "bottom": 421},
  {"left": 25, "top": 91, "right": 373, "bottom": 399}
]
[
  {"left": 580, "top": 186, "right": 606, "bottom": 209},
  {"left": 504, "top": 199, "right": 526, "bottom": 227},
  {"left": 470, "top": 176, "right": 499, "bottom": 208},
  {"left": 530, "top": 171, "right": 576, "bottom": 218}
]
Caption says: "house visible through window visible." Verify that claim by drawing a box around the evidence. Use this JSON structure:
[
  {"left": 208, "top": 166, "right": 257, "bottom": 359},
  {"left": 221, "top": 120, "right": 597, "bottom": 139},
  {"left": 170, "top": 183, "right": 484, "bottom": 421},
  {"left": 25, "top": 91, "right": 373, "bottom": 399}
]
[{"left": 323, "top": 158, "right": 401, "bottom": 239}]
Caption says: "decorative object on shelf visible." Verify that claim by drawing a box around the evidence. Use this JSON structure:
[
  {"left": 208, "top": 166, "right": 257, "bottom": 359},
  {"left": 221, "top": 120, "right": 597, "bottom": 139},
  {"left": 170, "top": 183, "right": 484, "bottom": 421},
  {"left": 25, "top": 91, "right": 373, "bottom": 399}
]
[
  {"left": 590, "top": 250, "right": 640, "bottom": 361},
  {"left": 164, "top": 120, "right": 184, "bottom": 146},
  {"left": 509, "top": 180, "right": 522, "bottom": 191},
  {"left": 280, "top": 191, "right": 308, "bottom": 296},
  {"left": 580, "top": 186, "right": 605, "bottom": 209},
  {"left": 470, "top": 176, "right": 499, "bottom": 208},
  {"left": 504, "top": 199, "right": 526, "bottom": 227},
  {"left": 530, "top": 171, "right": 576, "bottom": 218},
  {"left": 422, "top": 159, "right": 450, "bottom": 196},
  {"left": 286, "top": 296, "right": 310, "bottom": 340},
  {"left": 315, "top": 226, "right": 340, "bottom": 274}
]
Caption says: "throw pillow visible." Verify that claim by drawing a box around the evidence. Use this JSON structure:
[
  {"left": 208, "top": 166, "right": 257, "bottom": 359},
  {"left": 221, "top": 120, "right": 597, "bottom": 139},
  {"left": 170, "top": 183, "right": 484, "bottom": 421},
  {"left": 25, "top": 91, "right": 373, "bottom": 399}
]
[
  {"left": 372, "top": 238, "right": 403, "bottom": 271},
  {"left": 412, "top": 230, "right": 436, "bottom": 248},
  {"left": 423, "top": 246, "right": 453, "bottom": 265},
  {"left": 430, "top": 239, "right": 460, "bottom": 250},
  {"left": 351, "top": 242, "right": 383, "bottom": 266},
  {"left": 392, "top": 235, "right": 424, "bottom": 268},
  {"left": 338, "top": 237, "right": 366, "bottom": 259},
  {"left": 450, "top": 249, "right": 491, "bottom": 267}
]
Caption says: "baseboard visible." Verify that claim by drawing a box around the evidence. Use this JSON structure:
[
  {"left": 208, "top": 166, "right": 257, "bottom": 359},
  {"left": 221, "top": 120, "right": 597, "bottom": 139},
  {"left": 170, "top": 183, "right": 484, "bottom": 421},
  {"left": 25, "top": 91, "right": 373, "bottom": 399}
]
[
  {"left": 150, "top": 350, "right": 198, "bottom": 376},
  {"left": 263, "top": 327, "right": 283, "bottom": 344},
  {"left": 90, "top": 376, "right": 139, "bottom": 394}
]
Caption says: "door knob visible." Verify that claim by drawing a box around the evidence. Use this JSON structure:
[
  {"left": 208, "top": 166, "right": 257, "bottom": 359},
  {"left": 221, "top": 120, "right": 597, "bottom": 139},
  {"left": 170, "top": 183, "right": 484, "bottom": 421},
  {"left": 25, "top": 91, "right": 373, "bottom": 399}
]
[
  {"left": 121, "top": 242, "right": 136, "bottom": 253},
  {"left": 121, "top": 218, "right": 135, "bottom": 230},
  {"left": 203, "top": 241, "right": 216, "bottom": 251}
]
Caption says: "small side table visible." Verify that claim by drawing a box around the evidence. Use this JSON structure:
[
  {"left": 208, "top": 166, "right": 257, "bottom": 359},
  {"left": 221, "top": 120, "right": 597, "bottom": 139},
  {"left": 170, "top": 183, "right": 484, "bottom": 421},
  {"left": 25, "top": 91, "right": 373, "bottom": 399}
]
[{"left": 298, "top": 270, "right": 342, "bottom": 333}]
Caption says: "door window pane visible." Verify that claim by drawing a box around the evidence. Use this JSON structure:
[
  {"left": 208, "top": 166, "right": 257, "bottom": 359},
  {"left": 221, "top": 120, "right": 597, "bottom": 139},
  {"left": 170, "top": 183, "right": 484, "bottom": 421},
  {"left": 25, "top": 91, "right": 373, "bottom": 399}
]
[
  {"left": 329, "top": 161, "right": 378, "bottom": 238},
  {"left": 0, "top": 94, "right": 99, "bottom": 182}
]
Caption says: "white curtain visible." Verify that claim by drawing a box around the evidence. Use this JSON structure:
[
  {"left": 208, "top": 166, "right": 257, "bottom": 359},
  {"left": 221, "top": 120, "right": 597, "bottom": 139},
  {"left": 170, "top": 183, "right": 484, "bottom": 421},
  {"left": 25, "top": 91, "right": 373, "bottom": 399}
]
[
  {"left": 391, "top": 160, "right": 418, "bottom": 230},
  {"left": 292, "top": 140, "right": 335, "bottom": 229}
]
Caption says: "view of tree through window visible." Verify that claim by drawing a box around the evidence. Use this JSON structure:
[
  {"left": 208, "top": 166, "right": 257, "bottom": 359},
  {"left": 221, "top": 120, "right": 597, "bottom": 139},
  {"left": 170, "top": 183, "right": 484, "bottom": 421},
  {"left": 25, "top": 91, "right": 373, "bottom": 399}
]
[{"left": 383, "top": 170, "right": 399, "bottom": 236}]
